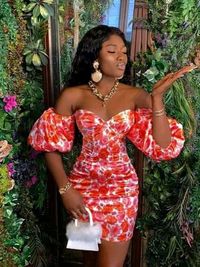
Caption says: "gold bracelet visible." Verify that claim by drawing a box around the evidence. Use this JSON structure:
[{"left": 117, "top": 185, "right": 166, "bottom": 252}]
[
  {"left": 153, "top": 108, "right": 165, "bottom": 114},
  {"left": 59, "top": 181, "right": 72, "bottom": 195},
  {"left": 154, "top": 110, "right": 165, "bottom": 116}
]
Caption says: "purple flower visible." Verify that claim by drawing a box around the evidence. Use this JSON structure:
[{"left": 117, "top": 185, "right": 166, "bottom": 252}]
[
  {"left": 7, "top": 162, "right": 15, "bottom": 177},
  {"left": 155, "top": 33, "right": 162, "bottom": 43},
  {"left": 29, "top": 149, "right": 40, "bottom": 159},
  {"left": 155, "top": 33, "right": 168, "bottom": 48},
  {"left": 12, "top": 158, "right": 37, "bottom": 184},
  {"left": 3, "top": 95, "right": 18, "bottom": 112},
  {"left": 181, "top": 221, "right": 194, "bottom": 247},
  {"left": 25, "top": 175, "right": 38, "bottom": 188}
]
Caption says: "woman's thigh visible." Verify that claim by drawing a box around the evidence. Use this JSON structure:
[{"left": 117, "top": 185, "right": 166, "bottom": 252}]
[{"left": 97, "top": 239, "right": 131, "bottom": 267}]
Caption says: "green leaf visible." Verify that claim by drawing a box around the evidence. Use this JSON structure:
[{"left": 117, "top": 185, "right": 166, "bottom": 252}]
[
  {"left": 33, "top": 5, "right": 40, "bottom": 18},
  {"left": 43, "top": 0, "right": 54, "bottom": 4},
  {"left": 25, "top": 53, "right": 33, "bottom": 65},
  {"left": 40, "top": 5, "right": 49, "bottom": 19},
  {"left": 32, "top": 53, "right": 41, "bottom": 66},
  {"left": 31, "top": 16, "right": 39, "bottom": 25},
  {"left": 43, "top": 3, "right": 54, "bottom": 16},
  {"left": 25, "top": 3, "right": 36, "bottom": 12},
  {"left": 4, "top": 208, "right": 13, "bottom": 218},
  {"left": 38, "top": 52, "right": 48, "bottom": 65}
]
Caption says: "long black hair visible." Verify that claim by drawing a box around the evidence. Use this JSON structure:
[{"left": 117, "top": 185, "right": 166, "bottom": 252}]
[{"left": 66, "top": 25, "right": 128, "bottom": 87}]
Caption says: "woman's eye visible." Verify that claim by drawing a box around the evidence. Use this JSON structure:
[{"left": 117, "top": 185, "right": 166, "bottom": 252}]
[{"left": 107, "top": 51, "right": 127, "bottom": 55}]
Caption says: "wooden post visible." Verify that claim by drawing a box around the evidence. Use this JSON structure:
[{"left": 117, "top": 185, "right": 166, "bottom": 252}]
[
  {"left": 43, "top": 1, "right": 62, "bottom": 265},
  {"left": 130, "top": 0, "right": 148, "bottom": 62},
  {"left": 129, "top": 1, "right": 149, "bottom": 266}
]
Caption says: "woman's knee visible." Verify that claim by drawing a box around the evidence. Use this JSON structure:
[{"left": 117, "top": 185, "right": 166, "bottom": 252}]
[{"left": 96, "top": 239, "right": 130, "bottom": 267}]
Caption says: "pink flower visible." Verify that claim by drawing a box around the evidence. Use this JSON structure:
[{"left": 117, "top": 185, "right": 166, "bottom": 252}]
[
  {"left": 3, "top": 95, "right": 18, "bottom": 112},
  {"left": 25, "top": 175, "right": 38, "bottom": 188},
  {"left": 7, "top": 162, "right": 15, "bottom": 177},
  {"left": 181, "top": 221, "right": 194, "bottom": 247}
]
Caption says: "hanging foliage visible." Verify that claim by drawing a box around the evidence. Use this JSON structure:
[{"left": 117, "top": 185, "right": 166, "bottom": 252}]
[
  {"left": 0, "top": 0, "right": 54, "bottom": 266},
  {"left": 59, "top": 0, "right": 112, "bottom": 85},
  {"left": 133, "top": 1, "right": 200, "bottom": 266}
]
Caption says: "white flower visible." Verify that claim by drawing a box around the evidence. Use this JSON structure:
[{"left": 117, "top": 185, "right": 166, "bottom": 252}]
[{"left": 0, "top": 140, "right": 12, "bottom": 162}]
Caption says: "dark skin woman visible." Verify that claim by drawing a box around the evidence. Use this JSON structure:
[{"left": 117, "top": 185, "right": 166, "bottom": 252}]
[{"left": 28, "top": 25, "right": 196, "bottom": 267}]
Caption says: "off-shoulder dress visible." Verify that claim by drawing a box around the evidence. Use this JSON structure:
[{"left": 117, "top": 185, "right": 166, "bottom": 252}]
[{"left": 28, "top": 108, "right": 185, "bottom": 242}]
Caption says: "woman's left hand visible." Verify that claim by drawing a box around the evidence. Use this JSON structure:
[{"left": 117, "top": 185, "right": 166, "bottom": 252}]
[{"left": 152, "top": 64, "right": 197, "bottom": 97}]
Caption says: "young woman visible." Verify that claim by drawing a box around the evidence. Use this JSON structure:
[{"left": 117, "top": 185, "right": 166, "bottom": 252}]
[{"left": 28, "top": 25, "right": 196, "bottom": 267}]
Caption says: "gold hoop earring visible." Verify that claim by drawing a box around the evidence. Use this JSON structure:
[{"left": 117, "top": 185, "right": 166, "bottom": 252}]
[{"left": 91, "top": 60, "right": 102, "bottom": 83}]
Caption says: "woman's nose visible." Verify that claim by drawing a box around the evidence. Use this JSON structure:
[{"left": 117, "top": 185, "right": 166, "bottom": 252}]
[
  {"left": 117, "top": 52, "right": 127, "bottom": 61},
  {"left": 117, "top": 54, "right": 123, "bottom": 61}
]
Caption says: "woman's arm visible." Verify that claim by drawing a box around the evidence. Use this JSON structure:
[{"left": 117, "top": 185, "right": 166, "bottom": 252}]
[
  {"left": 151, "top": 94, "right": 171, "bottom": 148},
  {"left": 151, "top": 65, "right": 196, "bottom": 148},
  {"left": 45, "top": 88, "right": 86, "bottom": 218},
  {"left": 45, "top": 152, "right": 86, "bottom": 218},
  {"left": 136, "top": 65, "right": 196, "bottom": 148}
]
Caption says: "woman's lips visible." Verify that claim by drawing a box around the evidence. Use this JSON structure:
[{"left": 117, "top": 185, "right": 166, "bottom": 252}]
[{"left": 116, "top": 63, "right": 126, "bottom": 70}]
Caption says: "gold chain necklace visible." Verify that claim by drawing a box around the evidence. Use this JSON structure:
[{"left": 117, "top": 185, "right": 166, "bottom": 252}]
[{"left": 88, "top": 80, "right": 119, "bottom": 107}]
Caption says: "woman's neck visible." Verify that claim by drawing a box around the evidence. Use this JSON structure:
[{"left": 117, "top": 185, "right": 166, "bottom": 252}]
[{"left": 94, "top": 78, "right": 117, "bottom": 94}]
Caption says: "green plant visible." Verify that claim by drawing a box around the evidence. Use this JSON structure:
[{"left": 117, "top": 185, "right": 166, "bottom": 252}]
[
  {"left": 134, "top": 1, "right": 200, "bottom": 266},
  {"left": 0, "top": 0, "right": 50, "bottom": 266},
  {"left": 23, "top": 39, "right": 48, "bottom": 67},
  {"left": 59, "top": 0, "right": 112, "bottom": 84}
]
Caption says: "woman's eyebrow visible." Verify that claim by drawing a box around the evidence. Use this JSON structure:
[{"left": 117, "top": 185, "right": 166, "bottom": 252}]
[
  {"left": 104, "top": 44, "right": 117, "bottom": 47},
  {"left": 104, "top": 44, "right": 126, "bottom": 48}
]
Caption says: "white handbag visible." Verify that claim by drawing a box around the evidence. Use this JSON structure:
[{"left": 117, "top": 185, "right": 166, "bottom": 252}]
[{"left": 66, "top": 207, "right": 102, "bottom": 251}]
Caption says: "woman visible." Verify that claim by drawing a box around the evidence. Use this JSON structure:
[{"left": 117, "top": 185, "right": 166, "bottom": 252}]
[{"left": 28, "top": 25, "right": 196, "bottom": 267}]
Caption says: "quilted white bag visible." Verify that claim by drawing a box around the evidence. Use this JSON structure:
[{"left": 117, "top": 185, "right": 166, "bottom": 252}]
[{"left": 66, "top": 207, "right": 102, "bottom": 251}]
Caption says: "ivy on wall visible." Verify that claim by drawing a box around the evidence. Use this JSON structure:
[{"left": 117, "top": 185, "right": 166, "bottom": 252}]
[
  {"left": 133, "top": 1, "right": 200, "bottom": 266},
  {"left": 59, "top": 0, "right": 112, "bottom": 86},
  {"left": 0, "top": 0, "right": 54, "bottom": 266}
]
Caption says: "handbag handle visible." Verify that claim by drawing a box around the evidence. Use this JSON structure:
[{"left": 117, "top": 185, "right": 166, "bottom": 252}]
[{"left": 74, "top": 207, "right": 93, "bottom": 227}]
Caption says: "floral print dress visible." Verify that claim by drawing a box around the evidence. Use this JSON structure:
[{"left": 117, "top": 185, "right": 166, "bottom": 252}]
[{"left": 28, "top": 108, "right": 185, "bottom": 242}]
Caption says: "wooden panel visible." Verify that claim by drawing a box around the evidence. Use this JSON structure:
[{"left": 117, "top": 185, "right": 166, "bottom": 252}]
[
  {"left": 129, "top": 1, "right": 149, "bottom": 267},
  {"left": 130, "top": 1, "right": 149, "bottom": 61},
  {"left": 141, "top": 5, "right": 148, "bottom": 52},
  {"left": 119, "top": 0, "right": 128, "bottom": 32}
]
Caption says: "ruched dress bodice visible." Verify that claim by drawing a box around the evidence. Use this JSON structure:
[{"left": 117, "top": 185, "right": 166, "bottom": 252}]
[{"left": 70, "top": 109, "right": 138, "bottom": 199}]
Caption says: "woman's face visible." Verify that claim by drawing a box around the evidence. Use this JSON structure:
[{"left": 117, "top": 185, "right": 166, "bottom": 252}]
[{"left": 98, "top": 34, "right": 128, "bottom": 79}]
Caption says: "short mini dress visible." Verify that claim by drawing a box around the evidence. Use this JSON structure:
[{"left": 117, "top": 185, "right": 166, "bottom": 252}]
[{"left": 28, "top": 108, "right": 185, "bottom": 242}]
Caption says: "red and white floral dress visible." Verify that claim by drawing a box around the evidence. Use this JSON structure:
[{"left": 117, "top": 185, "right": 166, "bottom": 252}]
[{"left": 28, "top": 108, "right": 185, "bottom": 242}]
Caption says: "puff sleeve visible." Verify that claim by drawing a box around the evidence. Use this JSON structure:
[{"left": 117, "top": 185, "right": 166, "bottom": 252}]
[
  {"left": 127, "top": 108, "right": 185, "bottom": 161},
  {"left": 28, "top": 108, "right": 75, "bottom": 152}
]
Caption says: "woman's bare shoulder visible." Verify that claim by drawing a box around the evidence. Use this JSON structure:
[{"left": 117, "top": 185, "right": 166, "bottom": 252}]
[
  {"left": 55, "top": 85, "right": 87, "bottom": 115},
  {"left": 120, "top": 83, "right": 152, "bottom": 108},
  {"left": 120, "top": 83, "right": 143, "bottom": 93},
  {"left": 60, "top": 85, "right": 86, "bottom": 96}
]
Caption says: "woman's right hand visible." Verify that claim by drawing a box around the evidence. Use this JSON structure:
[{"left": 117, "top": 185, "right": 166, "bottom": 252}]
[{"left": 61, "top": 187, "right": 87, "bottom": 218}]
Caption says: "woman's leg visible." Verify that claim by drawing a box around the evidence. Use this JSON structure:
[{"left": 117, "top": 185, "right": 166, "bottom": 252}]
[{"left": 97, "top": 239, "right": 130, "bottom": 267}]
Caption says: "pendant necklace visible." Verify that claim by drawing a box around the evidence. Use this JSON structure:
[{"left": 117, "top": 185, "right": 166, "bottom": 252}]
[{"left": 88, "top": 80, "right": 119, "bottom": 107}]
